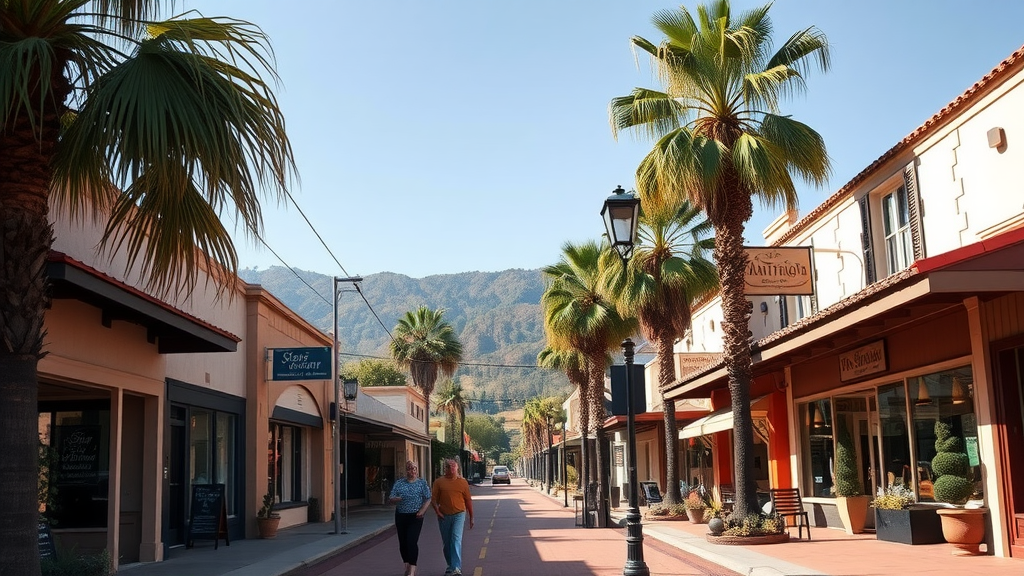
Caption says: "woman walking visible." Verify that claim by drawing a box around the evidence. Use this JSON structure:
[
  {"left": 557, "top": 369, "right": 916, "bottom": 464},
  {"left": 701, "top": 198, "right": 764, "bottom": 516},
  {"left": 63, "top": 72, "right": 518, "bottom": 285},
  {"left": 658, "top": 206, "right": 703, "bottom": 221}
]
[{"left": 389, "top": 460, "right": 433, "bottom": 576}]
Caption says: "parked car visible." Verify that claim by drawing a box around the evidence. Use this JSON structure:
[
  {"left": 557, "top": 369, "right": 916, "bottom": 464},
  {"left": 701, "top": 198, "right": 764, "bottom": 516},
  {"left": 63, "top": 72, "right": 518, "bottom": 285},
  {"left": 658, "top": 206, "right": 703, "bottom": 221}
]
[{"left": 491, "top": 466, "right": 510, "bottom": 485}]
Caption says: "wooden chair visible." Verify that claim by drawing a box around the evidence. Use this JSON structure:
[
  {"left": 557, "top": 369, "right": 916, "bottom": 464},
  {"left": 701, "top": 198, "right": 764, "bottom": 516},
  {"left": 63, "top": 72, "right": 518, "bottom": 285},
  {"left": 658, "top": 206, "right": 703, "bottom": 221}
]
[{"left": 769, "top": 488, "right": 811, "bottom": 540}]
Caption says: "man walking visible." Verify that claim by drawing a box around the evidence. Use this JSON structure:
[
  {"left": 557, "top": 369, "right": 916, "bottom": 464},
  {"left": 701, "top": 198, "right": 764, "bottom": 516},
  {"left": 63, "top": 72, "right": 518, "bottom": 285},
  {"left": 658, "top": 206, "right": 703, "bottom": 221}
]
[{"left": 432, "top": 458, "right": 474, "bottom": 576}]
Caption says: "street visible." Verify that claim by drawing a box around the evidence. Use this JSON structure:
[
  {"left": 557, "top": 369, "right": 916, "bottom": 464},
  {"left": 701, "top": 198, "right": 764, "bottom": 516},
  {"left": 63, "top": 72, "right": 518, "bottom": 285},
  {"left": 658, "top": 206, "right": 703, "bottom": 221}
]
[{"left": 294, "top": 481, "right": 738, "bottom": 576}]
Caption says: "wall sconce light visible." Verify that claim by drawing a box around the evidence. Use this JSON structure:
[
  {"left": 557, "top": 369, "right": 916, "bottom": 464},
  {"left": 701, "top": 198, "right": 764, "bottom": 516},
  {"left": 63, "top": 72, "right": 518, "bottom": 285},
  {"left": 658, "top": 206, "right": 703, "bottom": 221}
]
[
  {"left": 916, "top": 379, "right": 932, "bottom": 406},
  {"left": 987, "top": 127, "right": 1006, "bottom": 149}
]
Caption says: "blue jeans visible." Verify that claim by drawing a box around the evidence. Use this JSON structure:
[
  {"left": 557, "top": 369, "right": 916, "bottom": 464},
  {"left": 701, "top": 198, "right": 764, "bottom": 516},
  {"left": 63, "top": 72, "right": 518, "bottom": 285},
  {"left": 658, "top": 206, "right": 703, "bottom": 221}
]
[{"left": 437, "top": 511, "right": 466, "bottom": 572}]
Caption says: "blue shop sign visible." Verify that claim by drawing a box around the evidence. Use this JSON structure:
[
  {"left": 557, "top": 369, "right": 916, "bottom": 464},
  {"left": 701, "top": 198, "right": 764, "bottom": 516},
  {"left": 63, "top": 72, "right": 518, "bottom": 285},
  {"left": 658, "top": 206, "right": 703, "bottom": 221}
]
[{"left": 271, "top": 347, "right": 332, "bottom": 381}]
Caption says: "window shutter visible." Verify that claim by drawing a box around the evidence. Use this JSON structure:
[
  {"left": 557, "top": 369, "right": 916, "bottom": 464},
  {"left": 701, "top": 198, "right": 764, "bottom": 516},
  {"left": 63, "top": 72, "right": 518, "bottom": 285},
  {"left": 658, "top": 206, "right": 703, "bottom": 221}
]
[
  {"left": 858, "top": 196, "right": 876, "bottom": 284},
  {"left": 903, "top": 162, "right": 926, "bottom": 260}
]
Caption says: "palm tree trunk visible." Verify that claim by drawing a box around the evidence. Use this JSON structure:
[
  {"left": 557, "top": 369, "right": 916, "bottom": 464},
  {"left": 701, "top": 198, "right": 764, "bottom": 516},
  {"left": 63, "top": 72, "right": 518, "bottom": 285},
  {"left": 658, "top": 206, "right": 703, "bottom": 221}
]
[
  {"left": 589, "top": 356, "right": 608, "bottom": 527},
  {"left": 1, "top": 103, "right": 60, "bottom": 576},
  {"left": 659, "top": 336, "right": 682, "bottom": 505},
  {"left": 715, "top": 211, "right": 758, "bottom": 518},
  {"left": 578, "top": 385, "right": 591, "bottom": 525}
]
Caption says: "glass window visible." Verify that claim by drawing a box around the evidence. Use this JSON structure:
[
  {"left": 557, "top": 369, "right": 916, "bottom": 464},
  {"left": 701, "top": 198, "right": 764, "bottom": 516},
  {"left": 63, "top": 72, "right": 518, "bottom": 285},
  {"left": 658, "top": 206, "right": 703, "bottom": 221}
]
[
  {"left": 882, "top": 186, "right": 913, "bottom": 275},
  {"left": 800, "top": 399, "right": 834, "bottom": 497},
  {"left": 191, "top": 409, "right": 212, "bottom": 486},
  {"left": 908, "top": 366, "right": 980, "bottom": 503},
  {"left": 877, "top": 383, "right": 911, "bottom": 490},
  {"left": 40, "top": 409, "right": 111, "bottom": 528},
  {"left": 216, "top": 412, "right": 237, "bottom": 516},
  {"left": 269, "top": 423, "right": 303, "bottom": 503}
]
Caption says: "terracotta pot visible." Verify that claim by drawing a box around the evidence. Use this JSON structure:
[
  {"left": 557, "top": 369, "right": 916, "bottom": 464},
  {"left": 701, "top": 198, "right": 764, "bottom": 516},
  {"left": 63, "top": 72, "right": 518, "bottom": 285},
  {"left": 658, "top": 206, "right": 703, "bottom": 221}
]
[
  {"left": 936, "top": 508, "right": 987, "bottom": 555},
  {"left": 686, "top": 508, "right": 706, "bottom": 524},
  {"left": 836, "top": 495, "right": 871, "bottom": 535},
  {"left": 257, "top": 516, "right": 281, "bottom": 539}
]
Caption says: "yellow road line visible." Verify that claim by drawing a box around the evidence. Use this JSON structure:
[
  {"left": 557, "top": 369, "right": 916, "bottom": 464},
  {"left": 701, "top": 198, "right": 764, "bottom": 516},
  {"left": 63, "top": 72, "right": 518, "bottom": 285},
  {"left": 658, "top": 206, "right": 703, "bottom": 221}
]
[
  {"left": 484, "top": 536, "right": 490, "bottom": 544},
  {"left": 479, "top": 546, "right": 487, "bottom": 559},
  {"left": 474, "top": 568, "right": 483, "bottom": 576}
]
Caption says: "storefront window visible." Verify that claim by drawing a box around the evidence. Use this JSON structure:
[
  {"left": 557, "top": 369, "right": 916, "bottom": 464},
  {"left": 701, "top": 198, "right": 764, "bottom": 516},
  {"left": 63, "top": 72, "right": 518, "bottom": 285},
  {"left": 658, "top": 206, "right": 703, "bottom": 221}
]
[
  {"left": 800, "top": 399, "right": 834, "bottom": 497},
  {"left": 189, "top": 408, "right": 238, "bottom": 515},
  {"left": 908, "top": 366, "right": 980, "bottom": 502},
  {"left": 877, "top": 383, "right": 910, "bottom": 490},
  {"left": 39, "top": 408, "right": 111, "bottom": 528},
  {"left": 269, "top": 423, "right": 303, "bottom": 503}
]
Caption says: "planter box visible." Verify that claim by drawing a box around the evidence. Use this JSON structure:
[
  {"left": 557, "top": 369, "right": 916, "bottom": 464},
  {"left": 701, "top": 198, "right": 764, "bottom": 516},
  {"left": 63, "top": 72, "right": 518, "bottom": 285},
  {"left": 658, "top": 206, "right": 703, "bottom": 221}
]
[{"left": 875, "top": 507, "right": 945, "bottom": 545}]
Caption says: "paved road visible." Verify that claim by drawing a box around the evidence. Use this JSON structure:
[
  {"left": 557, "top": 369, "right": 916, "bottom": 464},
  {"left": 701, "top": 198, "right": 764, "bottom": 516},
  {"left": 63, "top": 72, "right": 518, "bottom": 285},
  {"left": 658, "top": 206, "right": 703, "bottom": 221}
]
[{"left": 296, "top": 482, "right": 738, "bottom": 576}]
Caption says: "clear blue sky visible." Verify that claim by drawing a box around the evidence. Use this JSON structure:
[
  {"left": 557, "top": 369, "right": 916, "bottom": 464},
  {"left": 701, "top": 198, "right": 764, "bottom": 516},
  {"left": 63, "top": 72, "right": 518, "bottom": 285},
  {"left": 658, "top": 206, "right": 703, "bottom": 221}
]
[{"left": 185, "top": 0, "right": 1024, "bottom": 279}]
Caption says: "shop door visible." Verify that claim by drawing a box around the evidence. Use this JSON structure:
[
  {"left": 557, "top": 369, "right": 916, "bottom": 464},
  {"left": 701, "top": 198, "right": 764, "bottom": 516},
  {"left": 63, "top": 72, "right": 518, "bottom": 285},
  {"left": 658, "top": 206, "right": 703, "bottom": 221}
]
[
  {"left": 834, "top": 394, "right": 878, "bottom": 527},
  {"left": 167, "top": 404, "right": 187, "bottom": 547},
  {"left": 995, "top": 343, "right": 1024, "bottom": 557}
]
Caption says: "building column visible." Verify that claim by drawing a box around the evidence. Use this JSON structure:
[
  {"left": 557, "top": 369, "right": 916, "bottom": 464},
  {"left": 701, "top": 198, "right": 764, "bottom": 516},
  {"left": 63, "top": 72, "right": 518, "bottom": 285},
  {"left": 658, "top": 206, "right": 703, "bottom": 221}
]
[
  {"left": 767, "top": 388, "right": 792, "bottom": 489},
  {"left": 139, "top": 393, "right": 163, "bottom": 561},
  {"left": 106, "top": 388, "right": 123, "bottom": 571},
  {"left": 964, "top": 296, "right": 1008, "bottom": 557}
]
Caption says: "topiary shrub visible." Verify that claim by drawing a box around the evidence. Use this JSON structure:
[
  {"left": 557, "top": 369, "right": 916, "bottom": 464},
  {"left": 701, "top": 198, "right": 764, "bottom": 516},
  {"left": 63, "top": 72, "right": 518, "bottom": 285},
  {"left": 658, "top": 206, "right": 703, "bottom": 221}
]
[
  {"left": 834, "top": 427, "right": 863, "bottom": 496},
  {"left": 931, "top": 420, "right": 973, "bottom": 505}
]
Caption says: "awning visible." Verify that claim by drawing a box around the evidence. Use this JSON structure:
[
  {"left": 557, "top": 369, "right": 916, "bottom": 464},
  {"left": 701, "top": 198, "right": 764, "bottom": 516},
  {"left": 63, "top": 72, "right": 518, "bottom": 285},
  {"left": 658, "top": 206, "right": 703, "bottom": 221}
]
[
  {"left": 47, "top": 251, "right": 239, "bottom": 353},
  {"left": 272, "top": 385, "right": 323, "bottom": 428},
  {"left": 679, "top": 406, "right": 733, "bottom": 439},
  {"left": 679, "top": 396, "right": 768, "bottom": 439}
]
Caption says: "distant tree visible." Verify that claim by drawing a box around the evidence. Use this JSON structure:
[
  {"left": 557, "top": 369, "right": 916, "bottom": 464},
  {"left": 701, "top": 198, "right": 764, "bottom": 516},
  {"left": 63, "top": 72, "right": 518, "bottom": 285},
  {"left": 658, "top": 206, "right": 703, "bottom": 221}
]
[
  {"left": 390, "top": 306, "right": 463, "bottom": 477},
  {"left": 341, "top": 358, "right": 407, "bottom": 387},
  {"left": 464, "top": 414, "right": 511, "bottom": 458},
  {"left": 435, "top": 380, "right": 471, "bottom": 459}
]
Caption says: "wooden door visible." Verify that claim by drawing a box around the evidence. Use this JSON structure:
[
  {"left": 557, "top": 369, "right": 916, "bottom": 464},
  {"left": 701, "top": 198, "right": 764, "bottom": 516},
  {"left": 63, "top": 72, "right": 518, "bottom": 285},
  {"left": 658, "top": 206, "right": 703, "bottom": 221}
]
[{"left": 994, "top": 341, "right": 1024, "bottom": 557}]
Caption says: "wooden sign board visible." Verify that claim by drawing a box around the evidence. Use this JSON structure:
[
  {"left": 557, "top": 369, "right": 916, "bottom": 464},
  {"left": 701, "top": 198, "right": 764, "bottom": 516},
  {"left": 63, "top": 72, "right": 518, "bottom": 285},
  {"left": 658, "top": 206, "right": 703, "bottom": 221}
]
[
  {"left": 187, "top": 483, "right": 230, "bottom": 549},
  {"left": 743, "top": 246, "right": 814, "bottom": 295}
]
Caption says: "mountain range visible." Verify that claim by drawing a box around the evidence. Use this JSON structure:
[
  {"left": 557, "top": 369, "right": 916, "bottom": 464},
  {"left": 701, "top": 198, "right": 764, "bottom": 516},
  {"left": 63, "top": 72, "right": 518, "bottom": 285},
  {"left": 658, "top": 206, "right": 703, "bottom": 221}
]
[{"left": 237, "top": 266, "right": 571, "bottom": 412}]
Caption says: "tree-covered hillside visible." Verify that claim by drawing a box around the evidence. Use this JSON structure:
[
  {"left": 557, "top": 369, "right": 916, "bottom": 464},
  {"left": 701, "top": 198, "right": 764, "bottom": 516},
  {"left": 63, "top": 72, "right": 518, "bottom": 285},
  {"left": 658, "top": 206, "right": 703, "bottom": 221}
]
[{"left": 238, "top": 266, "right": 569, "bottom": 411}]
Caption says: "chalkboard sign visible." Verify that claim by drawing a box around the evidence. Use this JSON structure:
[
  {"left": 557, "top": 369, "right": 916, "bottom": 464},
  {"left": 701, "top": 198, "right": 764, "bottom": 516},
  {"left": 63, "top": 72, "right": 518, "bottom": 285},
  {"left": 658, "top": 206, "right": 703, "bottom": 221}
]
[
  {"left": 640, "top": 481, "right": 662, "bottom": 505},
  {"left": 187, "top": 484, "right": 229, "bottom": 549},
  {"left": 38, "top": 523, "right": 56, "bottom": 560}
]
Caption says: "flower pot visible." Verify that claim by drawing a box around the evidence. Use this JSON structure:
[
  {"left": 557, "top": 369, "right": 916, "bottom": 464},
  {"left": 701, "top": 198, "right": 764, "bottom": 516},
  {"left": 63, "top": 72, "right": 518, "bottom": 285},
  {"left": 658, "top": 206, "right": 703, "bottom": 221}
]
[
  {"left": 257, "top": 516, "right": 281, "bottom": 539},
  {"left": 874, "top": 507, "right": 945, "bottom": 545},
  {"left": 686, "top": 508, "right": 706, "bottom": 524},
  {"left": 836, "top": 495, "right": 871, "bottom": 534},
  {"left": 936, "top": 508, "right": 987, "bottom": 555}
]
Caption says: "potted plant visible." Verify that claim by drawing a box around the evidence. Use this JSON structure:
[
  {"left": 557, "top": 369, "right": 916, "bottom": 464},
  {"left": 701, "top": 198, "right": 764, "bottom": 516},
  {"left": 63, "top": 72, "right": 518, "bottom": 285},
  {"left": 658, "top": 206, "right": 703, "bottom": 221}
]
[
  {"left": 931, "top": 421, "right": 986, "bottom": 555},
  {"left": 683, "top": 491, "right": 707, "bottom": 524},
  {"left": 256, "top": 491, "right": 281, "bottom": 538},
  {"left": 834, "top": 427, "right": 870, "bottom": 534},
  {"left": 872, "top": 482, "right": 944, "bottom": 545}
]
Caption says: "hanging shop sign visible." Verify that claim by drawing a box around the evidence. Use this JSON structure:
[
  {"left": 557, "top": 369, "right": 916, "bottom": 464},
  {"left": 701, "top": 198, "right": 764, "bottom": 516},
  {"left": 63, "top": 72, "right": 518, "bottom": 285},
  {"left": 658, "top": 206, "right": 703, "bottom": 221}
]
[
  {"left": 743, "top": 246, "right": 814, "bottom": 295},
  {"left": 270, "top": 346, "right": 331, "bottom": 381},
  {"left": 839, "top": 340, "right": 887, "bottom": 382}
]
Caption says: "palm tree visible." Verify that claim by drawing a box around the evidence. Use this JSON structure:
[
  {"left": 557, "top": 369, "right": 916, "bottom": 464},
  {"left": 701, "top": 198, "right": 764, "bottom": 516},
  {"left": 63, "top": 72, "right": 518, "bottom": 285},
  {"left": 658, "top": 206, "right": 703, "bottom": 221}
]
[
  {"left": 390, "top": 306, "right": 463, "bottom": 478},
  {"left": 610, "top": 0, "right": 831, "bottom": 517},
  {"left": 435, "top": 379, "right": 471, "bottom": 470},
  {"left": 1, "top": 3, "right": 295, "bottom": 573},
  {"left": 542, "top": 240, "right": 635, "bottom": 526},
  {"left": 605, "top": 195, "right": 718, "bottom": 505},
  {"left": 537, "top": 346, "right": 587, "bottom": 491}
]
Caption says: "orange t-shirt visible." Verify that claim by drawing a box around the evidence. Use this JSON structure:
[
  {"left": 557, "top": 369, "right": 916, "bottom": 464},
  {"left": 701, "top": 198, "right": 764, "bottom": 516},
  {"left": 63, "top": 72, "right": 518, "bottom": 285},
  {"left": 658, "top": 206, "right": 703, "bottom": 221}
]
[{"left": 432, "top": 476, "right": 471, "bottom": 515}]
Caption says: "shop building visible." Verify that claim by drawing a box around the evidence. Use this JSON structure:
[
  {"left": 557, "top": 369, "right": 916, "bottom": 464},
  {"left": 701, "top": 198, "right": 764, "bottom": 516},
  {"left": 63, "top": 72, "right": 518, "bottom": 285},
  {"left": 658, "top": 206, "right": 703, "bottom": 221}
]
[{"left": 663, "top": 43, "right": 1024, "bottom": 558}]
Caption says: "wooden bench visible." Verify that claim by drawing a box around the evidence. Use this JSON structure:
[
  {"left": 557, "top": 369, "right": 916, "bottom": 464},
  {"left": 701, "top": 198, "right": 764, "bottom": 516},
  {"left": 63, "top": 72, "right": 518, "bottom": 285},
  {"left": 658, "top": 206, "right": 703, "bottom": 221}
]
[{"left": 769, "top": 488, "right": 810, "bottom": 540}]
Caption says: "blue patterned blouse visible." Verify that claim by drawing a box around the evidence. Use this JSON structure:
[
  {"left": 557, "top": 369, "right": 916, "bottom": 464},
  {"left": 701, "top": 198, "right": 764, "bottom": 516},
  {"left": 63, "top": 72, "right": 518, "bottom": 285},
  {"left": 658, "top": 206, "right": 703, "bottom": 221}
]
[{"left": 389, "top": 477, "right": 431, "bottom": 514}]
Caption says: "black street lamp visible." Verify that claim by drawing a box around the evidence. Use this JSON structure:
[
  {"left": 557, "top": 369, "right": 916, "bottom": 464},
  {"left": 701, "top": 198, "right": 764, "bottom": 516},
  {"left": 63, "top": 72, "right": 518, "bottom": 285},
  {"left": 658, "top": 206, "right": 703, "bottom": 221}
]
[{"left": 601, "top": 186, "right": 648, "bottom": 576}]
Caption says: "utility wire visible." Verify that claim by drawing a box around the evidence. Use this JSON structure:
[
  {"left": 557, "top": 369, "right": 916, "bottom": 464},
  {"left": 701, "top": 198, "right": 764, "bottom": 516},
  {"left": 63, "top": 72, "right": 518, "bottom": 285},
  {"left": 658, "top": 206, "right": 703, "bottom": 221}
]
[{"left": 252, "top": 202, "right": 549, "bottom": 372}]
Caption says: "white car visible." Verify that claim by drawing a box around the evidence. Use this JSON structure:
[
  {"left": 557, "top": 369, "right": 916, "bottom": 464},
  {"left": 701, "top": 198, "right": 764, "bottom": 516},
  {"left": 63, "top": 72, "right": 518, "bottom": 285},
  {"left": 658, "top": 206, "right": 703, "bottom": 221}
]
[{"left": 491, "top": 466, "right": 510, "bottom": 485}]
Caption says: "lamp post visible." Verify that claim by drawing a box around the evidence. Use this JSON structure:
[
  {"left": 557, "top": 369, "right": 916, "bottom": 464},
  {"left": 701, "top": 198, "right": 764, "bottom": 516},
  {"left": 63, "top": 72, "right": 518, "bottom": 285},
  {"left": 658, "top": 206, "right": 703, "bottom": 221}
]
[
  {"left": 342, "top": 378, "right": 359, "bottom": 533},
  {"left": 333, "top": 276, "right": 362, "bottom": 536},
  {"left": 601, "top": 186, "right": 648, "bottom": 576},
  {"left": 562, "top": 417, "right": 568, "bottom": 508}
]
